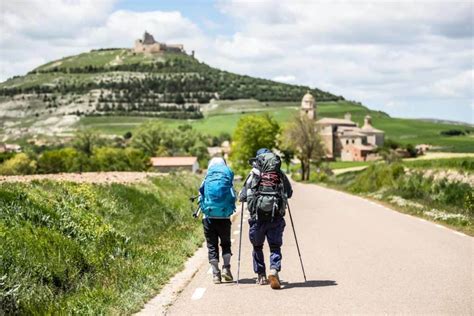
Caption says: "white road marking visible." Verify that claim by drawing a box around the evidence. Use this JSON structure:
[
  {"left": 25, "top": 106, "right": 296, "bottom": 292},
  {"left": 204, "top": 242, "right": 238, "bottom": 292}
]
[
  {"left": 418, "top": 218, "right": 428, "bottom": 223},
  {"left": 435, "top": 224, "right": 446, "bottom": 229},
  {"left": 453, "top": 231, "right": 467, "bottom": 237},
  {"left": 231, "top": 239, "right": 235, "bottom": 243},
  {"left": 191, "top": 288, "right": 206, "bottom": 300},
  {"left": 233, "top": 230, "right": 240, "bottom": 235},
  {"left": 207, "top": 267, "right": 212, "bottom": 274}
]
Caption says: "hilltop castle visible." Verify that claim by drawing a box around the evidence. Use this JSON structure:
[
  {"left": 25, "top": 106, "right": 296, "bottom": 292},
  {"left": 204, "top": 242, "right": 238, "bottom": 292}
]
[
  {"left": 301, "top": 92, "right": 385, "bottom": 161},
  {"left": 134, "top": 31, "right": 184, "bottom": 54}
]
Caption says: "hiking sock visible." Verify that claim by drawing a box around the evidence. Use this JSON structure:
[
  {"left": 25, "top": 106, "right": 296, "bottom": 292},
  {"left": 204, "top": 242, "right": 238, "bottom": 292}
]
[
  {"left": 210, "top": 260, "right": 220, "bottom": 275},
  {"left": 222, "top": 253, "right": 231, "bottom": 268}
]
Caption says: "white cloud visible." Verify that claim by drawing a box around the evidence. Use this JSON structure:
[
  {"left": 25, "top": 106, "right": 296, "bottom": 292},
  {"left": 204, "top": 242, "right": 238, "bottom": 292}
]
[
  {"left": 0, "top": 0, "right": 472, "bottom": 122},
  {"left": 0, "top": 3, "right": 206, "bottom": 81},
  {"left": 212, "top": 0, "right": 473, "bottom": 122},
  {"left": 273, "top": 75, "right": 296, "bottom": 83}
]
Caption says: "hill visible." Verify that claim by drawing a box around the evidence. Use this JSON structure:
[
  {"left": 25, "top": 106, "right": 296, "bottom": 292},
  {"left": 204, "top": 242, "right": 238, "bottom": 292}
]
[
  {"left": 0, "top": 48, "right": 472, "bottom": 152},
  {"left": 0, "top": 48, "right": 340, "bottom": 137}
]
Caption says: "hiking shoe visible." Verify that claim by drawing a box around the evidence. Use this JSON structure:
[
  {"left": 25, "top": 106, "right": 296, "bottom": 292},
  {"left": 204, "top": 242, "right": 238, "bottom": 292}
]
[
  {"left": 221, "top": 266, "right": 233, "bottom": 282},
  {"left": 268, "top": 269, "right": 281, "bottom": 289},
  {"left": 256, "top": 274, "right": 268, "bottom": 285},
  {"left": 213, "top": 272, "right": 222, "bottom": 284}
]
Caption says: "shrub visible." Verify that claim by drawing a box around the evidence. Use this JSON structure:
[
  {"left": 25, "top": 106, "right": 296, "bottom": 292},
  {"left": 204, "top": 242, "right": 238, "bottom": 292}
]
[
  {"left": 91, "top": 147, "right": 147, "bottom": 171},
  {"left": 431, "top": 179, "right": 472, "bottom": 212},
  {"left": 395, "top": 172, "right": 431, "bottom": 200},
  {"left": 0, "top": 153, "right": 36, "bottom": 175},
  {"left": 348, "top": 163, "right": 403, "bottom": 193},
  {"left": 37, "top": 148, "right": 78, "bottom": 173},
  {"left": 440, "top": 129, "right": 465, "bottom": 136}
]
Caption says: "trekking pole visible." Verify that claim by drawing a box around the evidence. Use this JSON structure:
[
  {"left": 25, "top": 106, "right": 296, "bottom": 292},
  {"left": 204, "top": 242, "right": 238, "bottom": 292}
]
[
  {"left": 236, "top": 201, "right": 245, "bottom": 285},
  {"left": 287, "top": 202, "right": 307, "bottom": 282}
]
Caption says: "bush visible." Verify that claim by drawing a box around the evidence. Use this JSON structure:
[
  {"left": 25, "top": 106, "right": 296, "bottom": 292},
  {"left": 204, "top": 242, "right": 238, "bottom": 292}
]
[
  {"left": 38, "top": 148, "right": 78, "bottom": 173},
  {"left": 394, "top": 172, "right": 431, "bottom": 200},
  {"left": 431, "top": 179, "right": 472, "bottom": 213},
  {"left": 0, "top": 153, "right": 36, "bottom": 175},
  {"left": 348, "top": 163, "right": 404, "bottom": 193},
  {"left": 91, "top": 147, "right": 148, "bottom": 171},
  {"left": 440, "top": 129, "right": 465, "bottom": 136}
]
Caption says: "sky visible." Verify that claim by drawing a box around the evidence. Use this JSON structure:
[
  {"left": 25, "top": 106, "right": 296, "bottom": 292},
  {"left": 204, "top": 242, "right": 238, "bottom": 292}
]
[{"left": 1, "top": 0, "right": 473, "bottom": 123}]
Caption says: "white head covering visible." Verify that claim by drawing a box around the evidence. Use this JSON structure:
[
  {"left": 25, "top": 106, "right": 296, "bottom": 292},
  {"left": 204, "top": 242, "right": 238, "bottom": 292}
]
[{"left": 208, "top": 157, "right": 226, "bottom": 169}]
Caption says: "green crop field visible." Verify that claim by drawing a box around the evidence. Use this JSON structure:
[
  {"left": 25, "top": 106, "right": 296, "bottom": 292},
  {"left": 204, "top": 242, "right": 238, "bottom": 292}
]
[{"left": 78, "top": 99, "right": 473, "bottom": 152}]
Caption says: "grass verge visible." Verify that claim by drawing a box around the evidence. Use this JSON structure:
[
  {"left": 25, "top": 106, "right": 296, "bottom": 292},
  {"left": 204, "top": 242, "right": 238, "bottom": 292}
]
[
  {"left": 299, "top": 159, "right": 473, "bottom": 236},
  {"left": 0, "top": 174, "right": 203, "bottom": 314}
]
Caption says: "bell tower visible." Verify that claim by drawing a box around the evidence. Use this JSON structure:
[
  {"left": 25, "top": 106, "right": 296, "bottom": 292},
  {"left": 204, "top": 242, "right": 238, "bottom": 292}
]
[{"left": 300, "top": 91, "right": 316, "bottom": 120}]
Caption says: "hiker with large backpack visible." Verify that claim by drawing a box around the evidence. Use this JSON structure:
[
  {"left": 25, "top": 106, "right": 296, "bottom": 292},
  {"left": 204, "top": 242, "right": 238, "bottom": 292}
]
[
  {"left": 198, "top": 157, "right": 236, "bottom": 284},
  {"left": 239, "top": 148, "right": 293, "bottom": 289}
]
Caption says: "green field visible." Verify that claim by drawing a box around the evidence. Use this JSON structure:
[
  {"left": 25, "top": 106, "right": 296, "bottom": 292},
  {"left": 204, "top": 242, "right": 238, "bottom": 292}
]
[{"left": 79, "top": 100, "right": 474, "bottom": 152}]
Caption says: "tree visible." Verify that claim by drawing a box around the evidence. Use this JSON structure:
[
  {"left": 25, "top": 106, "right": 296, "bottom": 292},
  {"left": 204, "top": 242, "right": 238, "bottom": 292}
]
[
  {"left": 174, "top": 93, "right": 185, "bottom": 105},
  {"left": 132, "top": 122, "right": 171, "bottom": 157},
  {"left": 280, "top": 115, "right": 325, "bottom": 181},
  {"left": 73, "top": 129, "right": 100, "bottom": 172},
  {"left": 230, "top": 114, "right": 280, "bottom": 173},
  {"left": 74, "top": 129, "right": 99, "bottom": 157},
  {"left": 280, "top": 148, "right": 294, "bottom": 173}
]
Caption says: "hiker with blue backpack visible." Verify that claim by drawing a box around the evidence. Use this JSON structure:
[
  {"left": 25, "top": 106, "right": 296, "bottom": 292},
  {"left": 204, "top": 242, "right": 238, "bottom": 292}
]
[
  {"left": 198, "top": 157, "right": 236, "bottom": 284},
  {"left": 239, "top": 148, "right": 293, "bottom": 289}
]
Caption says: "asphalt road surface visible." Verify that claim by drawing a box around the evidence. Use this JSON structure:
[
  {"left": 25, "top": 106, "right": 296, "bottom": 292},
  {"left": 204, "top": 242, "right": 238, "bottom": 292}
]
[{"left": 166, "top": 182, "right": 473, "bottom": 315}]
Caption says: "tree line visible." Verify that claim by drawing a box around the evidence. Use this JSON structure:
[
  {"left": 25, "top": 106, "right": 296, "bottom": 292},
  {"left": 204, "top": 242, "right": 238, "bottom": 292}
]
[{"left": 0, "top": 125, "right": 230, "bottom": 175}]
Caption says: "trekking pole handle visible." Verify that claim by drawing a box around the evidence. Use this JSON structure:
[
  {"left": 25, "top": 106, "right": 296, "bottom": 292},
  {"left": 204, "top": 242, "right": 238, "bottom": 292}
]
[{"left": 192, "top": 207, "right": 201, "bottom": 218}]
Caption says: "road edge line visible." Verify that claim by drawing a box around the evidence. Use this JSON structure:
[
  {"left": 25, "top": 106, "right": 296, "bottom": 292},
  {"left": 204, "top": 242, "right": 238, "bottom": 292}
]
[{"left": 136, "top": 203, "right": 244, "bottom": 315}]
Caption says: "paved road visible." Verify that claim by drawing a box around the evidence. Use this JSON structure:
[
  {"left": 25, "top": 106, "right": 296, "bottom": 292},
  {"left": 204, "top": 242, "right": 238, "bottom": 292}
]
[{"left": 166, "top": 182, "right": 473, "bottom": 315}]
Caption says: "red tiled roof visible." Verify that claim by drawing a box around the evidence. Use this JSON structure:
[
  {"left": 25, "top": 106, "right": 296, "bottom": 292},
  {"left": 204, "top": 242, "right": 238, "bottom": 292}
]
[{"left": 150, "top": 156, "right": 198, "bottom": 167}]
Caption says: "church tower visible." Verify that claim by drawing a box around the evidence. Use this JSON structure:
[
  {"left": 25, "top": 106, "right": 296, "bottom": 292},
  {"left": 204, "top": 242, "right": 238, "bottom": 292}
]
[{"left": 300, "top": 91, "right": 316, "bottom": 120}]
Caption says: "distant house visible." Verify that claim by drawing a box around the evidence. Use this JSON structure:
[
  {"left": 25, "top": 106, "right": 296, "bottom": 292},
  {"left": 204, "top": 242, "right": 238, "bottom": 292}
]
[
  {"left": 150, "top": 156, "right": 199, "bottom": 173},
  {"left": 207, "top": 140, "right": 232, "bottom": 160},
  {"left": 1, "top": 143, "right": 22, "bottom": 153}
]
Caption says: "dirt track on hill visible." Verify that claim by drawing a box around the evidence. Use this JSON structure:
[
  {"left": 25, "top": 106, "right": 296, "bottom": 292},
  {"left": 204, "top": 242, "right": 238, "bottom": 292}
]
[{"left": 0, "top": 172, "right": 164, "bottom": 184}]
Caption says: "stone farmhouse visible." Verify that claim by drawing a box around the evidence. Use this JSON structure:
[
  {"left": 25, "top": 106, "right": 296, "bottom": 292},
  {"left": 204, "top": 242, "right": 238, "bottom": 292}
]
[
  {"left": 134, "top": 31, "right": 184, "bottom": 54},
  {"left": 300, "top": 92, "right": 385, "bottom": 161}
]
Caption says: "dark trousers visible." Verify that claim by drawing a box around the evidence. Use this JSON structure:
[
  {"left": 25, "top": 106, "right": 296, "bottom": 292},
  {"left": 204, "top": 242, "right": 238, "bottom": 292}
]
[
  {"left": 202, "top": 218, "right": 232, "bottom": 264},
  {"left": 248, "top": 217, "right": 286, "bottom": 274}
]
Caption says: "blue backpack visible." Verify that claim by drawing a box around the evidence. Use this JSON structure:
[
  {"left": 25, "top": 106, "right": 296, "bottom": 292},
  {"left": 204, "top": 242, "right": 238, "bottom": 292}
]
[{"left": 200, "top": 164, "right": 236, "bottom": 218}]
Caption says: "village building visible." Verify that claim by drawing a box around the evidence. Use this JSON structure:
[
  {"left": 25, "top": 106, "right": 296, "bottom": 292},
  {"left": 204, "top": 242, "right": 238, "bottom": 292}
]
[
  {"left": 301, "top": 92, "right": 385, "bottom": 162},
  {"left": 134, "top": 31, "right": 184, "bottom": 54},
  {"left": 0, "top": 143, "right": 22, "bottom": 153},
  {"left": 150, "top": 156, "right": 199, "bottom": 173},
  {"left": 207, "top": 140, "right": 231, "bottom": 160}
]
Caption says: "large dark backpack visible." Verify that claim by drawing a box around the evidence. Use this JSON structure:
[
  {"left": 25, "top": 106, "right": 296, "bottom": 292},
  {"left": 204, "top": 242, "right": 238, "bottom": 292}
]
[{"left": 248, "top": 152, "right": 287, "bottom": 221}]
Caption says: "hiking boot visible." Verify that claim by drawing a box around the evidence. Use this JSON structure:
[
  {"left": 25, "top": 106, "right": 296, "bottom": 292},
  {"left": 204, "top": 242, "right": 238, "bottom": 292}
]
[
  {"left": 268, "top": 269, "right": 281, "bottom": 289},
  {"left": 256, "top": 273, "right": 268, "bottom": 285},
  {"left": 221, "top": 266, "right": 233, "bottom": 282},
  {"left": 213, "top": 272, "right": 222, "bottom": 284}
]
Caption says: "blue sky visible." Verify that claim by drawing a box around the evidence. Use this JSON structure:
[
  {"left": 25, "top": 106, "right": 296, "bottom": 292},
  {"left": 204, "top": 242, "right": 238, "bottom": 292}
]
[{"left": 1, "top": 0, "right": 472, "bottom": 123}]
